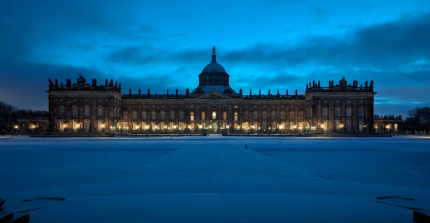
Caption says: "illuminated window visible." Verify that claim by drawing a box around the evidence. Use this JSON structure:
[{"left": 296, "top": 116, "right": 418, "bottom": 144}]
[
  {"left": 234, "top": 112, "right": 238, "bottom": 121},
  {"left": 212, "top": 111, "right": 216, "bottom": 119},
  {"left": 190, "top": 112, "right": 194, "bottom": 121},
  {"left": 202, "top": 112, "right": 205, "bottom": 120},
  {"left": 223, "top": 111, "right": 227, "bottom": 120}
]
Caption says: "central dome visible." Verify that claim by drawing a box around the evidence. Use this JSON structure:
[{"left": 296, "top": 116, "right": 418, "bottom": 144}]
[
  {"left": 202, "top": 61, "right": 226, "bottom": 73},
  {"left": 191, "top": 46, "right": 237, "bottom": 94}
]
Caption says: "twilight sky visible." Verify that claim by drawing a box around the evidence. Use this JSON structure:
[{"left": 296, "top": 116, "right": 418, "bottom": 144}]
[{"left": 1, "top": 0, "right": 430, "bottom": 117}]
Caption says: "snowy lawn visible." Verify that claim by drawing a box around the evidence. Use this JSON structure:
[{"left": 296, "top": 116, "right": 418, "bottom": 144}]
[{"left": 1, "top": 136, "right": 429, "bottom": 222}]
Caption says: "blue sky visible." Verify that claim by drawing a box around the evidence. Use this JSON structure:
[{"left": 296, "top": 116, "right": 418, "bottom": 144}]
[{"left": 1, "top": 0, "right": 430, "bottom": 117}]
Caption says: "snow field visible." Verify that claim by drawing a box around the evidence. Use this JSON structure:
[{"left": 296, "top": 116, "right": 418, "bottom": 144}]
[{"left": 1, "top": 136, "right": 429, "bottom": 222}]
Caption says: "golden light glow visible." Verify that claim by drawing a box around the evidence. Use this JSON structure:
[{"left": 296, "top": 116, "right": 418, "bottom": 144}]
[
  {"left": 102, "top": 124, "right": 105, "bottom": 128},
  {"left": 293, "top": 125, "right": 297, "bottom": 129},
  {"left": 14, "top": 125, "right": 18, "bottom": 129}
]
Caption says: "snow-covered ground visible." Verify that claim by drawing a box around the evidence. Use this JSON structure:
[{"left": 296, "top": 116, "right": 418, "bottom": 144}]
[{"left": 1, "top": 136, "right": 430, "bottom": 222}]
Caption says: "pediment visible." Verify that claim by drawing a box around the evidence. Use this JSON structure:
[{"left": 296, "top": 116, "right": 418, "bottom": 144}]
[{"left": 196, "top": 91, "right": 232, "bottom": 100}]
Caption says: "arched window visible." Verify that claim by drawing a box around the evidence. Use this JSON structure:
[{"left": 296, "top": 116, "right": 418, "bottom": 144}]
[
  {"left": 161, "top": 111, "right": 165, "bottom": 121},
  {"left": 133, "top": 111, "right": 137, "bottom": 121},
  {"left": 98, "top": 108, "right": 103, "bottom": 118}
]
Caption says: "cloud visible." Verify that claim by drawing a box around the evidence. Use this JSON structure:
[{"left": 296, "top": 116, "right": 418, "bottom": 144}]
[{"left": 0, "top": 1, "right": 429, "bottom": 119}]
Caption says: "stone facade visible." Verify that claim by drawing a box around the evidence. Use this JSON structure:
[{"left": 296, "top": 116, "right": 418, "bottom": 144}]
[
  {"left": 374, "top": 115, "right": 403, "bottom": 132},
  {"left": 46, "top": 47, "right": 376, "bottom": 134}
]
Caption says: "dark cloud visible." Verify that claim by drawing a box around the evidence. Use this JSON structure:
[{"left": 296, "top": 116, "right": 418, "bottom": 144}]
[
  {"left": 0, "top": 1, "right": 429, "bottom": 119},
  {"left": 223, "top": 12, "right": 430, "bottom": 70}
]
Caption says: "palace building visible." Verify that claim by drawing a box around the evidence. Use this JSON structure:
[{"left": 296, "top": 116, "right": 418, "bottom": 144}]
[{"left": 46, "top": 47, "right": 376, "bottom": 134}]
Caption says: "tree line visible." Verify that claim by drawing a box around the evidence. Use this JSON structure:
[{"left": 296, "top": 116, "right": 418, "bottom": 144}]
[
  {"left": 0, "top": 101, "right": 48, "bottom": 131},
  {"left": 404, "top": 107, "right": 430, "bottom": 131}
]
